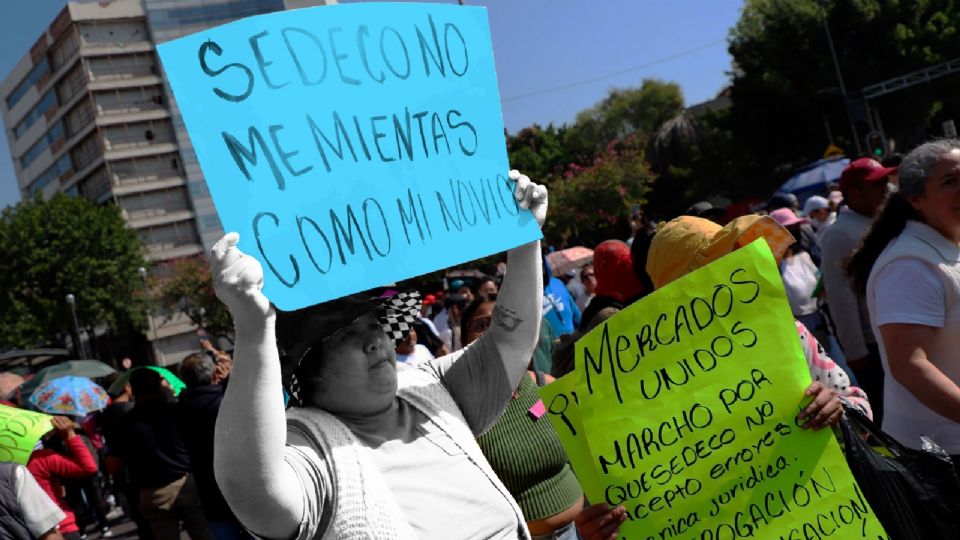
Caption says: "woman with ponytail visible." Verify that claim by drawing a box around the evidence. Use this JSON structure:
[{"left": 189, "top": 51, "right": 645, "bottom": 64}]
[{"left": 848, "top": 138, "right": 960, "bottom": 472}]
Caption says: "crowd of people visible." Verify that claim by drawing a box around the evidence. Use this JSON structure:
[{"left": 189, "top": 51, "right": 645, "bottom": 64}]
[
  {"left": 2, "top": 344, "right": 240, "bottom": 540},
  {"left": 3, "top": 141, "right": 960, "bottom": 539}
]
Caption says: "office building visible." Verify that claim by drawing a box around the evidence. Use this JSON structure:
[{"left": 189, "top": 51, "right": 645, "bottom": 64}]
[{"left": 0, "top": 0, "right": 334, "bottom": 364}]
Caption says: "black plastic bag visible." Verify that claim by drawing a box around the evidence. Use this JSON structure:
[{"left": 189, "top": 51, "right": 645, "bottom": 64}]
[{"left": 840, "top": 406, "right": 960, "bottom": 539}]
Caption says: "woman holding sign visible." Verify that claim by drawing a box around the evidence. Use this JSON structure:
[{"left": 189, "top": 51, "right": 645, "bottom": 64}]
[
  {"left": 211, "top": 171, "right": 547, "bottom": 539},
  {"left": 575, "top": 214, "right": 873, "bottom": 540},
  {"left": 849, "top": 139, "right": 960, "bottom": 469}
]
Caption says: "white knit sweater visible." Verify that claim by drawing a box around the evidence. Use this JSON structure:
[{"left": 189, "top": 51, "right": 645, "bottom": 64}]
[{"left": 286, "top": 368, "right": 531, "bottom": 539}]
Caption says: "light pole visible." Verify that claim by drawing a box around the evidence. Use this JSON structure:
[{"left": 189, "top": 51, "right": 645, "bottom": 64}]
[
  {"left": 138, "top": 267, "right": 160, "bottom": 365},
  {"left": 65, "top": 293, "right": 88, "bottom": 359},
  {"left": 817, "top": 0, "right": 861, "bottom": 154}
]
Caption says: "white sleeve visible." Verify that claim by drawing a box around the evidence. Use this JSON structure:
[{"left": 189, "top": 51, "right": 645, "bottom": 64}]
[
  {"left": 873, "top": 258, "right": 946, "bottom": 328},
  {"left": 822, "top": 229, "right": 869, "bottom": 359},
  {"left": 246, "top": 433, "right": 332, "bottom": 540},
  {"left": 15, "top": 465, "right": 65, "bottom": 538}
]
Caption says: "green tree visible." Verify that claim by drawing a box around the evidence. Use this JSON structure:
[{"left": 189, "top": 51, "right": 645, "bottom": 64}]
[
  {"left": 506, "top": 124, "right": 572, "bottom": 184},
  {"left": 0, "top": 193, "right": 147, "bottom": 351},
  {"left": 546, "top": 138, "right": 655, "bottom": 247},
  {"left": 154, "top": 255, "right": 234, "bottom": 344},
  {"left": 647, "top": 107, "right": 741, "bottom": 217},
  {"left": 728, "top": 0, "right": 960, "bottom": 193},
  {"left": 564, "top": 79, "right": 686, "bottom": 158}
]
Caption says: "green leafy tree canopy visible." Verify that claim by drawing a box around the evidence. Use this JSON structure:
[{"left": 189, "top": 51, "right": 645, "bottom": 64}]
[
  {"left": 728, "top": 0, "right": 960, "bottom": 192},
  {"left": 155, "top": 255, "right": 234, "bottom": 344},
  {"left": 0, "top": 193, "right": 147, "bottom": 350},
  {"left": 546, "top": 137, "right": 655, "bottom": 247},
  {"left": 564, "top": 79, "right": 685, "bottom": 158}
]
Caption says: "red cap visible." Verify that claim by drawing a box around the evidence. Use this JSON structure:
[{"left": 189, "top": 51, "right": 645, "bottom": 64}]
[{"left": 839, "top": 158, "right": 897, "bottom": 191}]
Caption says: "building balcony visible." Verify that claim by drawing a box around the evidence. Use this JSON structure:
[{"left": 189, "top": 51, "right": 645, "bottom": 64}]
[
  {"left": 145, "top": 243, "right": 204, "bottom": 262},
  {"left": 60, "top": 153, "right": 105, "bottom": 194},
  {"left": 111, "top": 175, "right": 185, "bottom": 196},
  {"left": 104, "top": 141, "right": 178, "bottom": 161},
  {"left": 80, "top": 41, "right": 153, "bottom": 58},
  {"left": 96, "top": 107, "right": 169, "bottom": 126},
  {"left": 125, "top": 208, "right": 194, "bottom": 229},
  {"left": 88, "top": 75, "right": 162, "bottom": 91}
]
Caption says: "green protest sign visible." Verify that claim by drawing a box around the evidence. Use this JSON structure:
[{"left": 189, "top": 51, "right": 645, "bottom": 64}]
[
  {"left": 550, "top": 239, "right": 886, "bottom": 539},
  {"left": 540, "top": 373, "right": 605, "bottom": 501},
  {"left": 0, "top": 404, "right": 52, "bottom": 465}
]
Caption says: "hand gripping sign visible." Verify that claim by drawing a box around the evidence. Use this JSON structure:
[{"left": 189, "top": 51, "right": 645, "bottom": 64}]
[
  {"left": 541, "top": 240, "right": 888, "bottom": 540},
  {"left": 157, "top": 3, "right": 542, "bottom": 310}
]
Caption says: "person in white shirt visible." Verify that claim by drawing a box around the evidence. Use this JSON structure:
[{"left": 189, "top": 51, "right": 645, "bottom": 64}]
[
  {"left": 393, "top": 327, "right": 435, "bottom": 370},
  {"left": 770, "top": 209, "right": 829, "bottom": 347},
  {"left": 0, "top": 462, "right": 66, "bottom": 540},
  {"left": 821, "top": 157, "right": 895, "bottom": 423},
  {"left": 848, "top": 139, "right": 960, "bottom": 472}
]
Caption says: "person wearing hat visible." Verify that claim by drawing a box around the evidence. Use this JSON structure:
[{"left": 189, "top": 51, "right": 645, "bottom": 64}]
[
  {"left": 821, "top": 157, "right": 895, "bottom": 424},
  {"left": 768, "top": 193, "right": 821, "bottom": 265},
  {"left": 849, "top": 139, "right": 960, "bottom": 470},
  {"left": 575, "top": 215, "right": 872, "bottom": 540},
  {"left": 802, "top": 195, "right": 835, "bottom": 243},
  {"left": 210, "top": 171, "right": 549, "bottom": 539},
  {"left": 683, "top": 201, "right": 726, "bottom": 224},
  {"left": 769, "top": 209, "right": 830, "bottom": 348}
]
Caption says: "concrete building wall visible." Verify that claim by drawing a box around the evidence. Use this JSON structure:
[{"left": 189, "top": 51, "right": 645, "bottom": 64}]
[{"left": 1, "top": 0, "right": 336, "bottom": 366}]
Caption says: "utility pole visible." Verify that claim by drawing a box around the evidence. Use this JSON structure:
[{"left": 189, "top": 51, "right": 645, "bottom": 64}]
[
  {"left": 65, "top": 294, "right": 88, "bottom": 359},
  {"left": 817, "top": 0, "right": 861, "bottom": 154},
  {"left": 138, "top": 267, "right": 160, "bottom": 365}
]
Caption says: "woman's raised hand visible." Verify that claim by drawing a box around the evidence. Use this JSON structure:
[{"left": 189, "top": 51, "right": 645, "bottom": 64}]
[
  {"left": 510, "top": 170, "right": 548, "bottom": 228},
  {"left": 211, "top": 232, "right": 274, "bottom": 325}
]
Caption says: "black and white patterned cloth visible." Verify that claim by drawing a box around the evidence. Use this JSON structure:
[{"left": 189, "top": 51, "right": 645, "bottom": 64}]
[{"left": 377, "top": 291, "right": 422, "bottom": 345}]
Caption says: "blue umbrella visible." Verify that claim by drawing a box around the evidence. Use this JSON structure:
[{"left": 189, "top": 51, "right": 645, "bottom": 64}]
[
  {"left": 779, "top": 157, "right": 850, "bottom": 196},
  {"left": 18, "top": 360, "right": 116, "bottom": 398},
  {"left": 29, "top": 376, "right": 109, "bottom": 416}
]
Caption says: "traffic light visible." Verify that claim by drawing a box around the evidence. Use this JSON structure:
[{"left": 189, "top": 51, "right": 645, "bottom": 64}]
[{"left": 866, "top": 132, "right": 885, "bottom": 158}]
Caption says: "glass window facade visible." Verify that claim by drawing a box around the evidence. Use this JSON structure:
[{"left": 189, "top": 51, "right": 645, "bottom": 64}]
[
  {"left": 148, "top": 0, "right": 285, "bottom": 29},
  {"left": 12, "top": 91, "right": 57, "bottom": 140},
  {"left": 28, "top": 153, "right": 72, "bottom": 196},
  {"left": 20, "top": 121, "right": 65, "bottom": 169},
  {"left": 5, "top": 59, "right": 50, "bottom": 110}
]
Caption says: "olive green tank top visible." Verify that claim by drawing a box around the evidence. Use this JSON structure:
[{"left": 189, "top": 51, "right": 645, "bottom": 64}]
[{"left": 477, "top": 374, "right": 584, "bottom": 522}]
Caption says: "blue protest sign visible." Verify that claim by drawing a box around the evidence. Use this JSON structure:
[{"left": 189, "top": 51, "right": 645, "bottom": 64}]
[{"left": 157, "top": 3, "right": 542, "bottom": 310}]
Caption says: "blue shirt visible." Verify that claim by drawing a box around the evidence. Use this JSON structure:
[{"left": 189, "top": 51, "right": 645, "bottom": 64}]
[{"left": 542, "top": 278, "right": 581, "bottom": 336}]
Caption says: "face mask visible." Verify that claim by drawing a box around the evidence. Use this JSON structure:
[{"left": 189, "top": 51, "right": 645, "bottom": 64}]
[{"left": 811, "top": 217, "right": 827, "bottom": 229}]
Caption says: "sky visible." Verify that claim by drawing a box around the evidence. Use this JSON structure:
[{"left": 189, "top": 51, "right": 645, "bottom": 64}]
[{"left": 0, "top": 0, "right": 744, "bottom": 209}]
